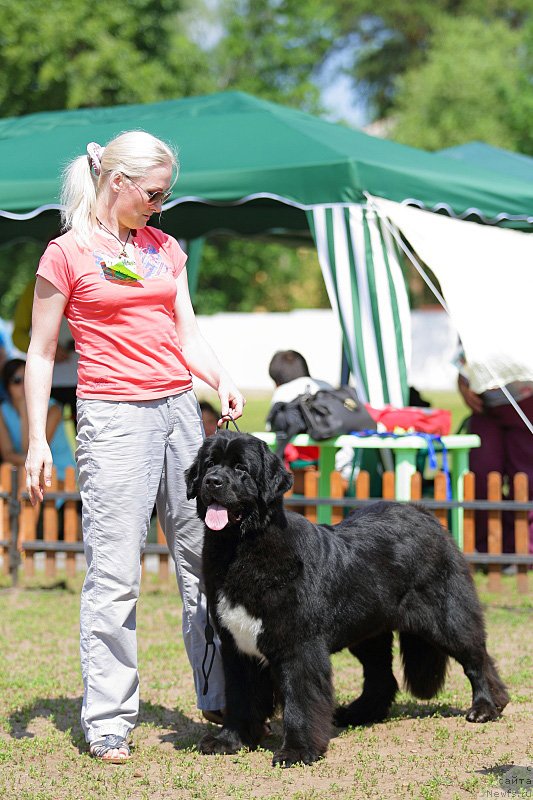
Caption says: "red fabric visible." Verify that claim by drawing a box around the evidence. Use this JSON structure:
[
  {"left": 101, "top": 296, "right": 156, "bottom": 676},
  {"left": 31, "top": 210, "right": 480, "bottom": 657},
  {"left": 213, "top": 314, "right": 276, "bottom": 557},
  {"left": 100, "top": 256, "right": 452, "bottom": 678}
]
[
  {"left": 284, "top": 444, "right": 319, "bottom": 468},
  {"left": 366, "top": 405, "right": 452, "bottom": 435}
]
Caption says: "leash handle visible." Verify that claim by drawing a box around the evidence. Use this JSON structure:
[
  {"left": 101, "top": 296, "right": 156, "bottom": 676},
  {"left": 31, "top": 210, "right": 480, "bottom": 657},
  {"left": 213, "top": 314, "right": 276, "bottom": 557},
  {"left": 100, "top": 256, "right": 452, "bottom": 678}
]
[
  {"left": 215, "top": 413, "right": 241, "bottom": 433},
  {"left": 225, "top": 417, "right": 240, "bottom": 432}
]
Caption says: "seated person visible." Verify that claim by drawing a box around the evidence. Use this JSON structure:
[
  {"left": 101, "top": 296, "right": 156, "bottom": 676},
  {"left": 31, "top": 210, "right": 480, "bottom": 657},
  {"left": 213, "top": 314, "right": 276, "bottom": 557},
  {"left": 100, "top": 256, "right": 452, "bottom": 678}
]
[
  {"left": 269, "top": 350, "right": 332, "bottom": 406},
  {"left": 267, "top": 350, "right": 356, "bottom": 479},
  {"left": 0, "top": 358, "right": 75, "bottom": 482},
  {"left": 268, "top": 350, "right": 330, "bottom": 466}
]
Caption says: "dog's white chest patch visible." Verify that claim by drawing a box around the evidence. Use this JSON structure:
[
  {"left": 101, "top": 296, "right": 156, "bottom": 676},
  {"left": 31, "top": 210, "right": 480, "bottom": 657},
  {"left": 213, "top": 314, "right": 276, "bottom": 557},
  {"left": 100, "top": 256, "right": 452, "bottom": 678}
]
[{"left": 216, "top": 593, "right": 268, "bottom": 663}]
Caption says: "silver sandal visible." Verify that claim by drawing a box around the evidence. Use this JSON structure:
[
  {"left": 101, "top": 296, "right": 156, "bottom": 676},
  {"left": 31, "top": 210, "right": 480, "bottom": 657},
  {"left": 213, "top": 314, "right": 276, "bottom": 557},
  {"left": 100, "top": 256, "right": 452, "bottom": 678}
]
[{"left": 89, "top": 734, "right": 131, "bottom": 763}]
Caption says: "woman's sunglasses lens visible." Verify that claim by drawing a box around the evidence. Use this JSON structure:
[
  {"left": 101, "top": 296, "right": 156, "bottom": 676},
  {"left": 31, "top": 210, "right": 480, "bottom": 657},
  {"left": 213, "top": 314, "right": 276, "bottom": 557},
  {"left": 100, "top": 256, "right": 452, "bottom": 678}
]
[{"left": 149, "top": 190, "right": 171, "bottom": 204}]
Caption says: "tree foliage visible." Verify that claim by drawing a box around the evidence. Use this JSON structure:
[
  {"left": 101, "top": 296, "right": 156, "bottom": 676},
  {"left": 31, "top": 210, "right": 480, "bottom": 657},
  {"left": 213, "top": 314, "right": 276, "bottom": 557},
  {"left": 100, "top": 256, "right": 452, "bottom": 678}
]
[
  {"left": 212, "top": 0, "right": 337, "bottom": 111},
  {"left": 209, "top": 0, "right": 533, "bottom": 143},
  {"left": 0, "top": 0, "right": 215, "bottom": 115},
  {"left": 2, "top": 0, "right": 532, "bottom": 130},
  {"left": 331, "top": 0, "right": 532, "bottom": 119},
  {"left": 390, "top": 16, "right": 533, "bottom": 153},
  {"left": 194, "top": 238, "right": 328, "bottom": 315}
]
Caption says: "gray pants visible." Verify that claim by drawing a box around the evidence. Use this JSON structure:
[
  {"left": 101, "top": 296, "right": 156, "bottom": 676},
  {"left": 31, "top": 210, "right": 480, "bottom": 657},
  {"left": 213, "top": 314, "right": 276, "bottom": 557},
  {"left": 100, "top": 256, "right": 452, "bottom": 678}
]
[{"left": 76, "top": 391, "right": 225, "bottom": 743}]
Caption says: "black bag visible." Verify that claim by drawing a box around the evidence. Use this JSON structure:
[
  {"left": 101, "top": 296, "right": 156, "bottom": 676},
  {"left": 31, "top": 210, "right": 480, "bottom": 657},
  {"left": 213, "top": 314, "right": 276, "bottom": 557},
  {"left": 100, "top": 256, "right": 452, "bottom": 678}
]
[{"left": 267, "top": 386, "right": 376, "bottom": 458}]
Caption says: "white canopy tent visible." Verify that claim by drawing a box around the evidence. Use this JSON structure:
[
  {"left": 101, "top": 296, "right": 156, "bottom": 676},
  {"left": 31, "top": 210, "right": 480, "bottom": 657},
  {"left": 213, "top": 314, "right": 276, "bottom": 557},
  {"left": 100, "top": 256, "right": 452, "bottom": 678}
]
[{"left": 369, "top": 196, "right": 533, "bottom": 430}]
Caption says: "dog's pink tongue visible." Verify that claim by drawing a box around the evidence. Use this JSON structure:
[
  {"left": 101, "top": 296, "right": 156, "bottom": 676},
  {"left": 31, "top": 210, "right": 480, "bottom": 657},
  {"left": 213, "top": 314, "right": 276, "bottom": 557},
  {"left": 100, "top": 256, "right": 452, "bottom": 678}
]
[{"left": 205, "top": 503, "right": 229, "bottom": 531}]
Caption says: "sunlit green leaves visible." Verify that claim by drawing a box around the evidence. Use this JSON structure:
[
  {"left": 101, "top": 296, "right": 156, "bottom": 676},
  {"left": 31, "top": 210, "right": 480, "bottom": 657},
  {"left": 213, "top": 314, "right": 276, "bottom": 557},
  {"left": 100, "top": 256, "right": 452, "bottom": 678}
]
[
  {"left": 194, "top": 237, "right": 329, "bottom": 315},
  {"left": 390, "top": 16, "right": 533, "bottom": 153},
  {"left": 0, "top": 0, "right": 214, "bottom": 116}
]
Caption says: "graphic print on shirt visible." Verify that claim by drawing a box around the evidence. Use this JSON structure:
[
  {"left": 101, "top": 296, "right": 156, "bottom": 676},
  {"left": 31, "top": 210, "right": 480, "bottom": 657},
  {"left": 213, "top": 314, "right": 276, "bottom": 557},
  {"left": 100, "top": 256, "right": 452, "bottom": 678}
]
[
  {"left": 93, "top": 244, "right": 171, "bottom": 283},
  {"left": 93, "top": 250, "right": 141, "bottom": 284},
  {"left": 137, "top": 243, "right": 172, "bottom": 279}
]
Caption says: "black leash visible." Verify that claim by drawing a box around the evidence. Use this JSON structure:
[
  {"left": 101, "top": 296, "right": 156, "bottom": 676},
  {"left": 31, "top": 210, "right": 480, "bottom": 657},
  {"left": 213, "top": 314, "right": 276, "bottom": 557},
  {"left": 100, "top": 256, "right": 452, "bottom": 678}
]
[
  {"left": 202, "top": 594, "right": 216, "bottom": 696},
  {"left": 215, "top": 414, "right": 241, "bottom": 433},
  {"left": 202, "top": 413, "right": 240, "bottom": 695}
]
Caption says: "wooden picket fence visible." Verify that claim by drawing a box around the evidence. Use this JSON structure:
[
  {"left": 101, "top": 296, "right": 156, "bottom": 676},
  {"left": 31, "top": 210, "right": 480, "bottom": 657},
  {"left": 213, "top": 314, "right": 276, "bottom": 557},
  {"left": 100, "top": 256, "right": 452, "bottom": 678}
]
[
  {"left": 0, "top": 464, "right": 170, "bottom": 584},
  {"left": 0, "top": 463, "right": 530, "bottom": 592}
]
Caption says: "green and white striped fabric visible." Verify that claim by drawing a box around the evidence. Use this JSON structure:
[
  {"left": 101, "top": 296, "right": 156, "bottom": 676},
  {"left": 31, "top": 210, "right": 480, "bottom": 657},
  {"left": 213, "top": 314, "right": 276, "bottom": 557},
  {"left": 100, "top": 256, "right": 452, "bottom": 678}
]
[{"left": 307, "top": 204, "right": 411, "bottom": 408}]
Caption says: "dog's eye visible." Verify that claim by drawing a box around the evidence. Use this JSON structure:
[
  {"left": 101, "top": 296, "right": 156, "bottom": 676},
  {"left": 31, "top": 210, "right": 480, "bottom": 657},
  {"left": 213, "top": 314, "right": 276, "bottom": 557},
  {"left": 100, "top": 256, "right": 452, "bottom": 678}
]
[
  {"left": 205, "top": 459, "right": 214, "bottom": 469},
  {"left": 235, "top": 463, "right": 247, "bottom": 473}
]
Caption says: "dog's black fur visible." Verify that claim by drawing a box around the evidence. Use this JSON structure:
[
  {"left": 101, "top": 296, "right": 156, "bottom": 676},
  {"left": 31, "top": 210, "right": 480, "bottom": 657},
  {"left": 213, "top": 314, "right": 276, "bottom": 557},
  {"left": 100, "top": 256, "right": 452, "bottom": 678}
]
[{"left": 185, "top": 431, "right": 508, "bottom": 767}]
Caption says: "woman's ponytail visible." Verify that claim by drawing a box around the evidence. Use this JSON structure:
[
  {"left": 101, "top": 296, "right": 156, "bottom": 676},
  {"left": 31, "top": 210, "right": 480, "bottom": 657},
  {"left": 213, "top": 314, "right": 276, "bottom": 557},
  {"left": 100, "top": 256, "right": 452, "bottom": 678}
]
[{"left": 60, "top": 154, "right": 98, "bottom": 248}]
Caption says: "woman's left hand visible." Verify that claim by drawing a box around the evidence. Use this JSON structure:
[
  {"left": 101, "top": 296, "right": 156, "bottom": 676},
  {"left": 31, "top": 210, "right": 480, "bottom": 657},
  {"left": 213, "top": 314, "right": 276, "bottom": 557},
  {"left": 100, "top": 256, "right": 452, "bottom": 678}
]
[
  {"left": 217, "top": 382, "right": 246, "bottom": 425},
  {"left": 25, "top": 437, "right": 53, "bottom": 505}
]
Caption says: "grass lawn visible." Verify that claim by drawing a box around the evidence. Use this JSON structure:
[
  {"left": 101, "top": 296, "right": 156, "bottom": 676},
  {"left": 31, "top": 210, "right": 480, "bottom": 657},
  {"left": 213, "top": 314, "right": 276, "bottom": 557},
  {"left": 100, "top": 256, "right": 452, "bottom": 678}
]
[{"left": 0, "top": 575, "right": 531, "bottom": 800}]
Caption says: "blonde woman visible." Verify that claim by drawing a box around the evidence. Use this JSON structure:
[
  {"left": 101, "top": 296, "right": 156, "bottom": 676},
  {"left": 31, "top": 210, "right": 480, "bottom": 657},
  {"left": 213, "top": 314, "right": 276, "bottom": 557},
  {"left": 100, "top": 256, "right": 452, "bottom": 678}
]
[{"left": 25, "top": 131, "right": 244, "bottom": 762}]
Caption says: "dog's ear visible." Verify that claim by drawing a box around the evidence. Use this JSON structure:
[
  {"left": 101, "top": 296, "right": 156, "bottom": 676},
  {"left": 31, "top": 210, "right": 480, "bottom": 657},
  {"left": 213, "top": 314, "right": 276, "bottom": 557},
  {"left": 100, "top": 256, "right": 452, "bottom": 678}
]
[
  {"left": 185, "top": 453, "right": 202, "bottom": 500},
  {"left": 262, "top": 444, "right": 293, "bottom": 505}
]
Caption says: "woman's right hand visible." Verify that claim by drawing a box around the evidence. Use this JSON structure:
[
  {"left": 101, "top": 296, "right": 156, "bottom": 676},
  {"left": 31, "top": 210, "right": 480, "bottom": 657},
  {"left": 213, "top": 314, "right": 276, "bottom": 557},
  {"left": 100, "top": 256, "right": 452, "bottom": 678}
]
[
  {"left": 216, "top": 379, "right": 246, "bottom": 425},
  {"left": 25, "top": 439, "right": 53, "bottom": 505}
]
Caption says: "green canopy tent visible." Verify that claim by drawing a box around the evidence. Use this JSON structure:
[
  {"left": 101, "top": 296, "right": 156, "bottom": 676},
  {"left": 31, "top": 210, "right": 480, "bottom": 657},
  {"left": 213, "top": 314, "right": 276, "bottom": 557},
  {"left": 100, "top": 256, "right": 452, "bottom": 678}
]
[
  {"left": 439, "top": 141, "right": 533, "bottom": 184},
  {"left": 2, "top": 92, "right": 533, "bottom": 406}
]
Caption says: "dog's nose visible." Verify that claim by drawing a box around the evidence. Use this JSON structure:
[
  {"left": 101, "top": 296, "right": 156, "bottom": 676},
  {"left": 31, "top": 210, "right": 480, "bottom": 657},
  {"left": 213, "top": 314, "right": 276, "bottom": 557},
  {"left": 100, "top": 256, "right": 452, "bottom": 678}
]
[{"left": 204, "top": 473, "right": 224, "bottom": 490}]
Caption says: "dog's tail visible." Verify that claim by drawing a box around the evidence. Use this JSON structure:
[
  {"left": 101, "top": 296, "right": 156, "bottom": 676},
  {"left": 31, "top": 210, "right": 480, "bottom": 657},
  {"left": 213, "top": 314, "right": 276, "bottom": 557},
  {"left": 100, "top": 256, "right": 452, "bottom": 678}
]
[{"left": 399, "top": 633, "right": 448, "bottom": 699}]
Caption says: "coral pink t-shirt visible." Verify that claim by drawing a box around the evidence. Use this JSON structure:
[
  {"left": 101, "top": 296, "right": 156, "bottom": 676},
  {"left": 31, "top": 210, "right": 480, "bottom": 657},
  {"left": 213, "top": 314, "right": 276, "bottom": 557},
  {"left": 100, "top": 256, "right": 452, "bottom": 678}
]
[{"left": 37, "top": 227, "right": 193, "bottom": 400}]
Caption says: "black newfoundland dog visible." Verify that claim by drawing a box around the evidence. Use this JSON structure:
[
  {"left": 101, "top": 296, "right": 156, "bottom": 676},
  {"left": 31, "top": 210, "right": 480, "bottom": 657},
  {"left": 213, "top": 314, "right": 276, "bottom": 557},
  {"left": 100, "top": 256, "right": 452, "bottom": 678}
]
[{"left": 185, "top": 430, "right": 508, "bottom": 767}]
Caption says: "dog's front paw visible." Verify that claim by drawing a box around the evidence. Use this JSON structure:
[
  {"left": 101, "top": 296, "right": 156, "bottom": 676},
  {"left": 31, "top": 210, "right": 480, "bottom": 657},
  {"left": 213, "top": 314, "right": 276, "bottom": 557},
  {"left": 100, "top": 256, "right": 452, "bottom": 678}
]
[
  {"left": 198, "top": 729, "right": 244, "bottom": 755},
  {"left": 272, "top": 747, "right": 322, "bottom": 768},
  {"left": 466, "top": 700, "right": 500, "bottom": 723}
]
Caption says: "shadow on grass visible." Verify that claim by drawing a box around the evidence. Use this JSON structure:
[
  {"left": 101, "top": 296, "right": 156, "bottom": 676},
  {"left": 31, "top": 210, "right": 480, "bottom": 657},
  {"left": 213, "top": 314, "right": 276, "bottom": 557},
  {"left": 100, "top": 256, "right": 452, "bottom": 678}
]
[
  {"left": 476, "top": 764, "right": 522, "bottom": 776},
  {"left": 331, "top": 696, "right": 468, "bottom": 728},
  {"left": 5, "top": 695, "right": 473, "bottom": 760},
  {"left": 139, "top": 700, "right": 206, "bottom": 751},
  {"left": 7, "top": 697, "right": 207, "bottom": 753},
  {"left": 388, "top": 699, "right": 466, "bottom": 719}
]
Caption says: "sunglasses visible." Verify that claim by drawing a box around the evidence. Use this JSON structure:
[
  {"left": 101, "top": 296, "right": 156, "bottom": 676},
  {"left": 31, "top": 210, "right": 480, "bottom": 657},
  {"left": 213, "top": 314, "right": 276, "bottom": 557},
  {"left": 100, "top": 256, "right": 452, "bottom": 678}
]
[
  {"left": 10, "top": 375, "right": 24, "bottom": 385},
  {"left": 123, "top": 174, "right": 172, "bottom": 205}
]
